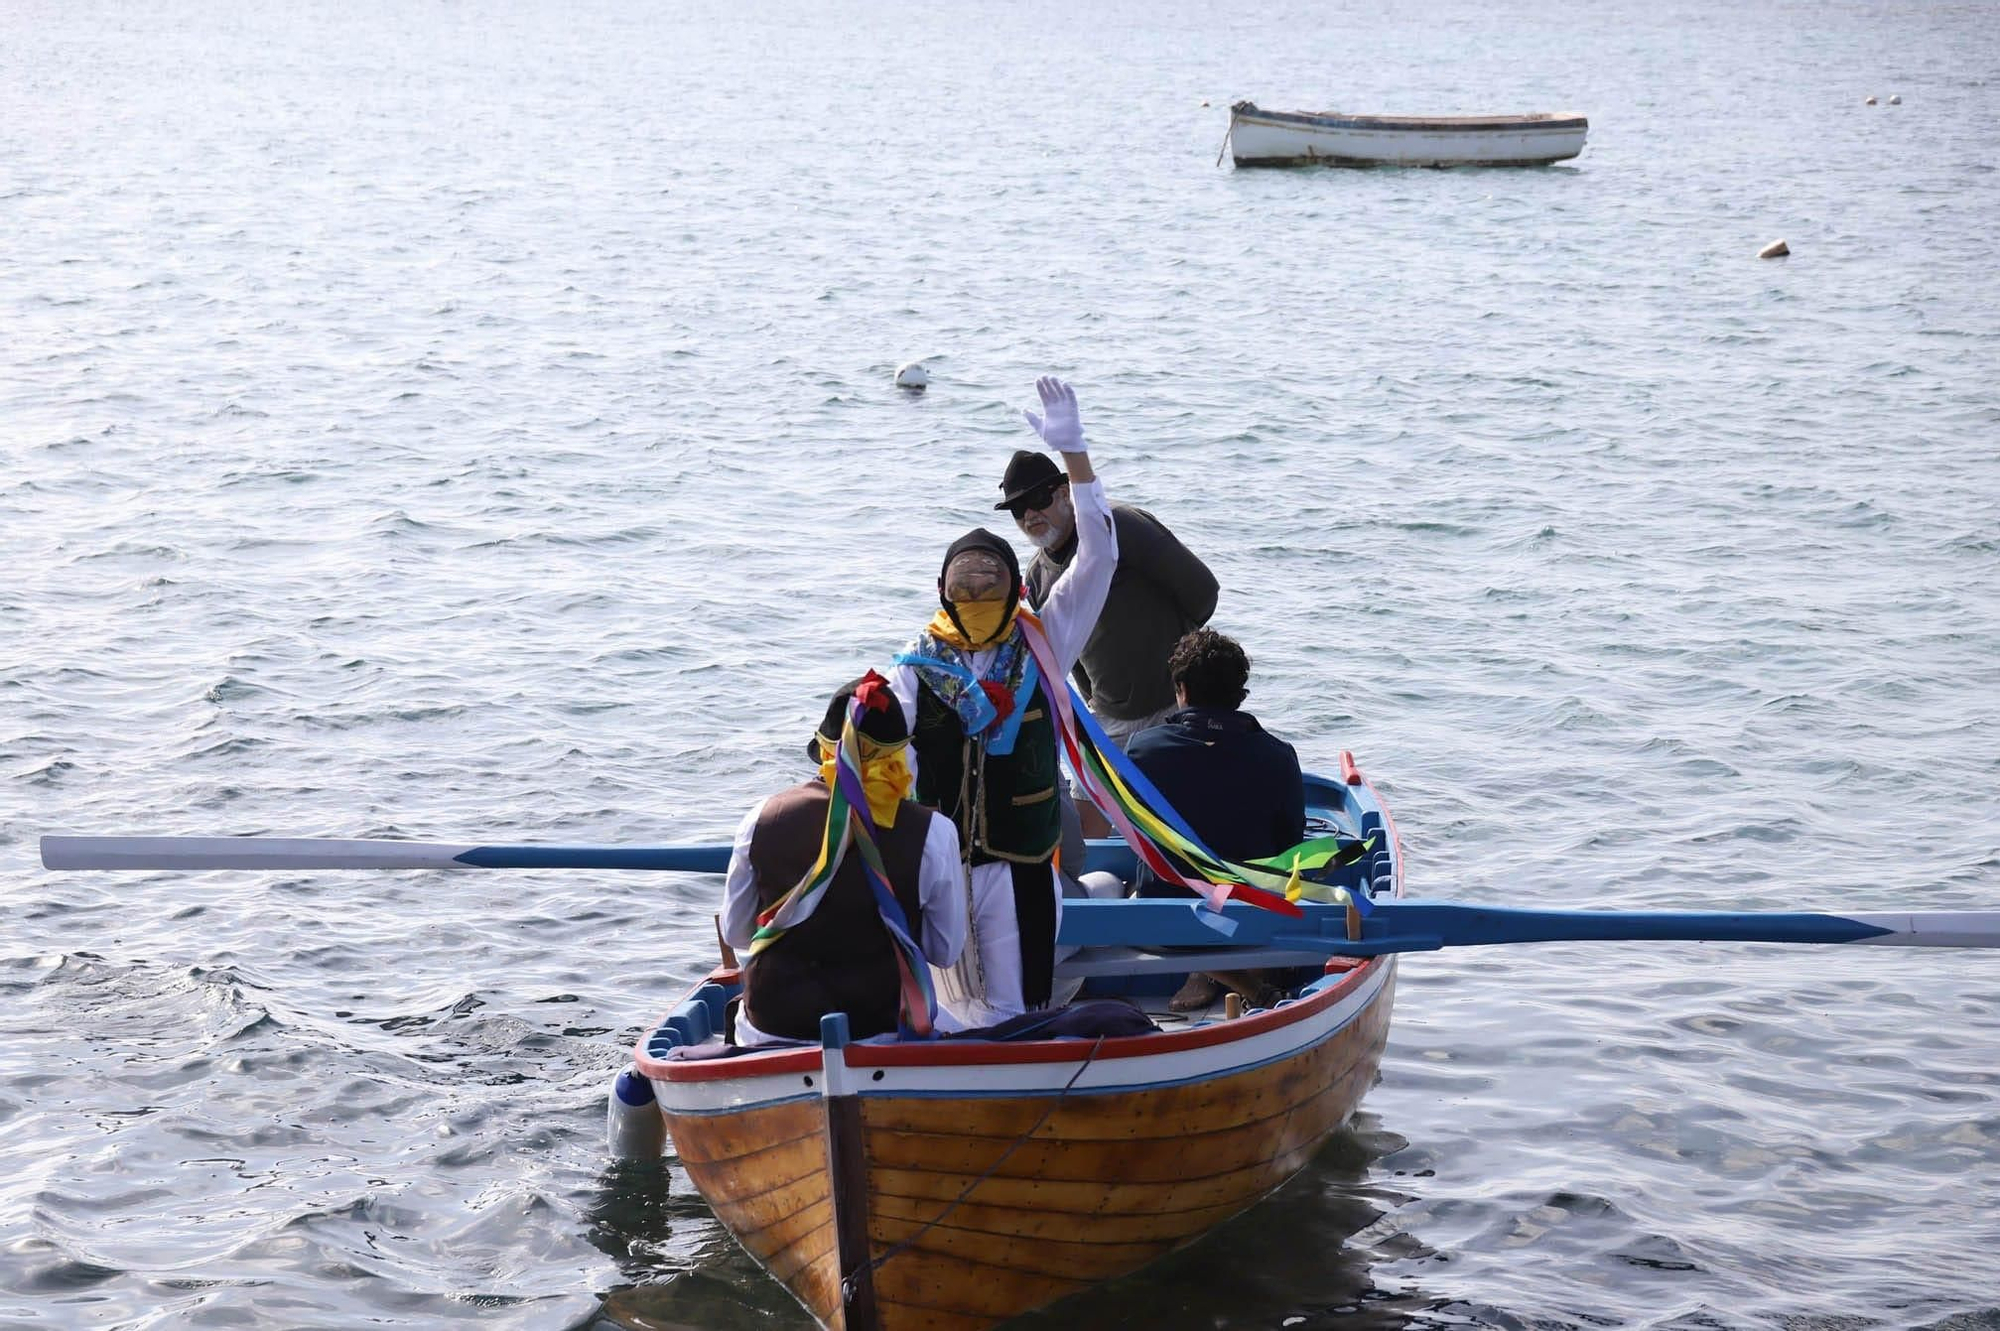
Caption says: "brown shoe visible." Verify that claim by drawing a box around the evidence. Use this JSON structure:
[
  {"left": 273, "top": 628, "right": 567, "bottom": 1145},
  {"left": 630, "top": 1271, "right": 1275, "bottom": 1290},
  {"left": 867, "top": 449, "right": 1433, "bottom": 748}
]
[{"left": 1168, "top": 972, "right": 1223, "bottom": 1013}]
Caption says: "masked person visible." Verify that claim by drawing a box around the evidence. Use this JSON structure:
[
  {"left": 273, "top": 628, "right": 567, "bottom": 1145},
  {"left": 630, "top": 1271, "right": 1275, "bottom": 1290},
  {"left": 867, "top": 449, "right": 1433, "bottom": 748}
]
[
  {"left": 885, "top": 377, "right": 1118, "bottom": 1032},
  {"left": 719, "top": 672, "right": 967, "bottom": 1047}
]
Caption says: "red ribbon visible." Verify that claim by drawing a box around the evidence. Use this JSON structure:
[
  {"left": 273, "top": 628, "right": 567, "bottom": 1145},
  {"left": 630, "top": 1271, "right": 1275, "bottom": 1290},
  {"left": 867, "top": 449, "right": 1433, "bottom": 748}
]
[{"left": 979, "top": 680, "right": 1015, "bottom": 727}]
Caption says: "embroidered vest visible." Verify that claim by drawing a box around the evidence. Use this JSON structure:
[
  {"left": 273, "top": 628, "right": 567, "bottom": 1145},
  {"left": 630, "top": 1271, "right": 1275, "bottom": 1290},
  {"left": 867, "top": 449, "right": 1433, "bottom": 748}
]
[
  {"left": 743, "top": 781, "right": 930, "bottom": 1041},
  {"left": 912, "top": 678, "right": 1061, "bottom": 866}
]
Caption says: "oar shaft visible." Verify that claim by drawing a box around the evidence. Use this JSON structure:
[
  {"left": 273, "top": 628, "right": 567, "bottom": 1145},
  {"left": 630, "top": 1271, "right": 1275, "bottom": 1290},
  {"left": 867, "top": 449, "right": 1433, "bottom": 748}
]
[{"left": 41, "top": 836, "right": 733, "bottom": 874}]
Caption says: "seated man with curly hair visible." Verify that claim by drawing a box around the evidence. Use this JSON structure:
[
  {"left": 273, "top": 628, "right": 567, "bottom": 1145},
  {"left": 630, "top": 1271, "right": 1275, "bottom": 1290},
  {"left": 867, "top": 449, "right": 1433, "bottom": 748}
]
[{"left": 1126, "top": 628, "right": 1306, "bottom": 1011}]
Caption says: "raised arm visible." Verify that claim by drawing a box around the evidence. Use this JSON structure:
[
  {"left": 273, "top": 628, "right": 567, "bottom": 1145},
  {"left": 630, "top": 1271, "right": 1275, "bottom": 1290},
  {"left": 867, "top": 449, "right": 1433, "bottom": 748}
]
[{"left": 1021, "top": 377, "right": 1118, "bottom": 674}]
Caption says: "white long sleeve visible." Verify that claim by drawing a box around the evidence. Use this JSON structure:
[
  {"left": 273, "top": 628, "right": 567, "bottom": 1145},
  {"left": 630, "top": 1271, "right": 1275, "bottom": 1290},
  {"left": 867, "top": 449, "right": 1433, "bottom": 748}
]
[
  {"left": 1033, "top": 477, "right": 1119, "bottom": 677},
  {"left": 718, "top": 801, "right": 767, "bottom": 952}
]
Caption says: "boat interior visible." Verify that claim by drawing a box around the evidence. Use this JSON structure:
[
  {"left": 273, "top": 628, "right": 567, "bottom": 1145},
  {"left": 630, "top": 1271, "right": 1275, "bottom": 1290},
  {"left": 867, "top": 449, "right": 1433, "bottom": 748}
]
[{"left": 645, "top": 773, "right": 1393, "bottom": 1057}]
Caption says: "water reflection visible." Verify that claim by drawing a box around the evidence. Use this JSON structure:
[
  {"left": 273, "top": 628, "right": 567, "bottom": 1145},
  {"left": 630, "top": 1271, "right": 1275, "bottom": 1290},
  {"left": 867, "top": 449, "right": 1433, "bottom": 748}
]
[
  {"left": 583, "top": 1156, "right": 817, "bottom": 1329},
  {"left": 1012, "top": 1116, "right": 1434, "bottom": 1331}
]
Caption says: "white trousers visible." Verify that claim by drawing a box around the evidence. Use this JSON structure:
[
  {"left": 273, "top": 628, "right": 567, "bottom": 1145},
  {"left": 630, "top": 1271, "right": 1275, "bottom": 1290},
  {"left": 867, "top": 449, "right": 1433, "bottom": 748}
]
[{"left": 933, "top": 859, "right": 1063, "bottom": 1033}]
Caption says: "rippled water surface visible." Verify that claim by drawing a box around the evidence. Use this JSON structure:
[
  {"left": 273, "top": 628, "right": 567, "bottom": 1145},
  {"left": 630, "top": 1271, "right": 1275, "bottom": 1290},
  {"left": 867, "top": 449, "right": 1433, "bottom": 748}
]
[{"left": 5, "top": 0, "right": 1999, "bottom": 1326}]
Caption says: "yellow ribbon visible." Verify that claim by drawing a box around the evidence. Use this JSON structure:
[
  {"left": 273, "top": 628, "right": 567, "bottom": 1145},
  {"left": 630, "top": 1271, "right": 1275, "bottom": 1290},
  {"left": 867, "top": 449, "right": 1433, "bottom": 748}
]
[{"left": 817, "top": 737, "right": 914, "bottom": 828}]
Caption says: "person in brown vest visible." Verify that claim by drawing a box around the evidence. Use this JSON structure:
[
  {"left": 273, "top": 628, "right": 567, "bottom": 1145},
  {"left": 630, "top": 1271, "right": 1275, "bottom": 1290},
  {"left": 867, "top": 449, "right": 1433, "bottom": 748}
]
[
  {"left": 884, "top": 377, "right": 1118, "bottom": 1031},
  {"left": 719, "top": 674, "right": 966, "bottom": 1046}
]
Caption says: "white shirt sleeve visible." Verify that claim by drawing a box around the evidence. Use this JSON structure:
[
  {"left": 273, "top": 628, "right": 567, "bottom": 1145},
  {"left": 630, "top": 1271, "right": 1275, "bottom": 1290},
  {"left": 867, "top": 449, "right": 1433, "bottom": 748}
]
[
  {"left": 886, "top": 662, "right": 922, "bottom": 787},
  {"left": 718, "top": 801, "right": 767, "bottom": 951},
  {"left": 1035, "top": 478, "right": 1119, "bottom": 676},
  {"left": 916, "top": 812, "right": 966, "bottom": 966}
]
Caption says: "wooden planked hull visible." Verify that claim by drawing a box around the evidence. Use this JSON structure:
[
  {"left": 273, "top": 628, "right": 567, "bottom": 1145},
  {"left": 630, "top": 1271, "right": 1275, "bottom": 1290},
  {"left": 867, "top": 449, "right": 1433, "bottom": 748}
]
[
  {"left": 664, "top": 1097, "right": 849, "bottom": 1326},
  {"left": 653, "top": 960, "right": 1395, "bottom": 1331},
  {"left": 856, "top": 975, "right": 1393, "bottom": 1329}
]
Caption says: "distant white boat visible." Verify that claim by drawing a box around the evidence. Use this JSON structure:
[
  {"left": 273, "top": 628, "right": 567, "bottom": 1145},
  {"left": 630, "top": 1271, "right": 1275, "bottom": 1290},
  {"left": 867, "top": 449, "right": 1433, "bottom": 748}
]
[{"left": 1228, "top": 100, "right": 1588, "bottom": 167}]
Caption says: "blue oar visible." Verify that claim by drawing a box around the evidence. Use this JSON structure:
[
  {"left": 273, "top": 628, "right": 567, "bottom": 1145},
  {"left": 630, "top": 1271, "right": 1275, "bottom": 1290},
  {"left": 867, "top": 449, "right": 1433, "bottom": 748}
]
[
  {"left": 1055, "top": 898, "right": 2000, "bottom": 952},
  {"left": 38, "top": 834, "right": 1141, "bottom": 877},
  {"left": 41, "top": 840, "right": 2000, "bottom": 953},
  {"left": 40, "top": 835, "right": 735, "bottom": 874},
  {"left": 1324, "top": 901, "right": 2000, "bottom": 952}
]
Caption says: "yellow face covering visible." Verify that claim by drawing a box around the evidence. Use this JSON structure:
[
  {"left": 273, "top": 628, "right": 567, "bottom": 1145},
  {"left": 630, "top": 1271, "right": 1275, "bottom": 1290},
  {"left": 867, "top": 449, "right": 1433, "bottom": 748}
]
[
  {"left": 817, "top": 736, "right": 915, "bottom": 828},
  {"left": 929, "top": 599, "right": 1016, "bottom": 651}
]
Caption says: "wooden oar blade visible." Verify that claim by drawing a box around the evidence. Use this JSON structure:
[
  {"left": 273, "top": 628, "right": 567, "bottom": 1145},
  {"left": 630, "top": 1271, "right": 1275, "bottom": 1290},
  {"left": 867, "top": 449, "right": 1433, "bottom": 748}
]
[{"left": 41, "top": 836, "right": 736, "bottom": 874}]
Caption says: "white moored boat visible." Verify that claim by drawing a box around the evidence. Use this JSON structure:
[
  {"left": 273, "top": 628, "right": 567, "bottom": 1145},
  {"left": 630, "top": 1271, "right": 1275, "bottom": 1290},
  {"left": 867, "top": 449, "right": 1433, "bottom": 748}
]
[{"left": 1228, "top": 100, "right": 1588, "bottom": 167}]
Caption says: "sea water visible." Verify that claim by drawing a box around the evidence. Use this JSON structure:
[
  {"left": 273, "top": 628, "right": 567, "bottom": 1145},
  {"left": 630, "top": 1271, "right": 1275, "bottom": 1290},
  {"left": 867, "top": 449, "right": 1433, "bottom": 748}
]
[{"left": 4, "top": 0, "right": 1998, "bottom": 1326}]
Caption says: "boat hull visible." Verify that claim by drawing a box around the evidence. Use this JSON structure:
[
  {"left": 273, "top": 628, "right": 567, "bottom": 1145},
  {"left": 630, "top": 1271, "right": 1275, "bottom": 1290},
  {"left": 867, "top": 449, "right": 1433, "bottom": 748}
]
[
  {"left": 1230, "top": 102, "right": 1587, "bottom": 167},
  {"left": 636, "top": 762, "right": 1405, "bottom": 1329},
  {"left": 649, "top": 956, "right": 1395, "bottom": 1330}
]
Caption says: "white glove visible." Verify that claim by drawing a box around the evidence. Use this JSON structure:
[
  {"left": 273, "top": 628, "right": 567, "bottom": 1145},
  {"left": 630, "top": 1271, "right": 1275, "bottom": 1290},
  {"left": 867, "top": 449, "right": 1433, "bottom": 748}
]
[{"left": 1021, "top": 376, "right": 1087, "bottom": 454}]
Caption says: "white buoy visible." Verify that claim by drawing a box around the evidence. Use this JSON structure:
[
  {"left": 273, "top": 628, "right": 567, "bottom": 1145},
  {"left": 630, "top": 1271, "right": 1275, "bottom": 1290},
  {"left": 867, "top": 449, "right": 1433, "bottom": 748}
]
[
  {"left": 1864, "top": 96, "right": 1878, "bottom": 105},
  {"left": 606, "top": 1066, "right": 667, "bottom": 1160},
  {"left": 1758, "top": 239, "right": 1790, "bottom": 259},
  {"left": 1888, "top": 94, "right": 1902, "bottom": 105},
  {"left": 894, "top": 361, "right": 928, "bottom": 391}
]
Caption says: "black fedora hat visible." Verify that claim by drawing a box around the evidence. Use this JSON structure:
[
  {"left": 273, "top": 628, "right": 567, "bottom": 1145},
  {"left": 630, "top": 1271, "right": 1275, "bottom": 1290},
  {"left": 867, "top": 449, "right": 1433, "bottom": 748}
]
[{"left": 994, "top": 450, "right": 1064, "bottom": 510}]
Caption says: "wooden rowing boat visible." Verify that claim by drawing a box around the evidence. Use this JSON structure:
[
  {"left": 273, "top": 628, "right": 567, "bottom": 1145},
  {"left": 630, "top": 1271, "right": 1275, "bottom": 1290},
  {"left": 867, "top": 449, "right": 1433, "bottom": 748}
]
[
  {"left": 622, "top": 760, "right": 1402, "bottom": 1330},
  {"left": 1228, "top": 100, "right": 1588, "bottom": 167}
]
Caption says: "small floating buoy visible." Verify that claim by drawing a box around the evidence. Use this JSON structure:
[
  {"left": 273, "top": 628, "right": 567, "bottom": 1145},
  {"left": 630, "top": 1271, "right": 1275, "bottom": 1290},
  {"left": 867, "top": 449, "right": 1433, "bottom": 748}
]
[
  {"left": 1864, "top": 96, "right": 1877, "bottom": 105},
  {"left": 1888, "top": 94, "right": 1902, "bottom": 105},
  {"left": 1758, "top": 239, "right": 1790, "bottom": 259},
  {"left": 894, "top": 361, "right": 928, "bottom": 391},
  {"left": 1200, "top": 100, "right": 1210, "bottom": 107}
]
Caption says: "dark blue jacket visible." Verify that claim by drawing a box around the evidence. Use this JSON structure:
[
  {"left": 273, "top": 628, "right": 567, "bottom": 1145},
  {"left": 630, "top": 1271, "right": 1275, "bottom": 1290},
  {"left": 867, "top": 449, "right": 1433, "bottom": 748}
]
[{"left": 1124, "top": 707, "right": 1306, "bottom": 896}]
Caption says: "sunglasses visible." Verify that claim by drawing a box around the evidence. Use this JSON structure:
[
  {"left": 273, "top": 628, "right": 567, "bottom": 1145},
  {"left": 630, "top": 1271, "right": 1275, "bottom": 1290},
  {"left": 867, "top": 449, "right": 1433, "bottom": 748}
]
[{"left": 1005, "top": 483, "right": 1062, "bottom": 518}]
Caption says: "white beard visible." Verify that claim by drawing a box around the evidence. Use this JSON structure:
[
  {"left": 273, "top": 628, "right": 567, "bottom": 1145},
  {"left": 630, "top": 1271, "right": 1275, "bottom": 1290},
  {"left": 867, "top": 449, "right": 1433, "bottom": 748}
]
[{"left": 1025, "top": 526, "right": 1064, "bottom": 551}]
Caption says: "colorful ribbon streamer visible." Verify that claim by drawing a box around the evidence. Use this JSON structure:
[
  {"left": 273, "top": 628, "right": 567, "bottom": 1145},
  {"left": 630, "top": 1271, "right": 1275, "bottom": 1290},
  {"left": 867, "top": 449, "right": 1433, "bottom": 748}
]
[
  {"left": 747, "top": 694, "right": 937, "bottom": 1039},
  {"left": 1015, "top": 610, "right": 1375, "bottom": 920}
]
